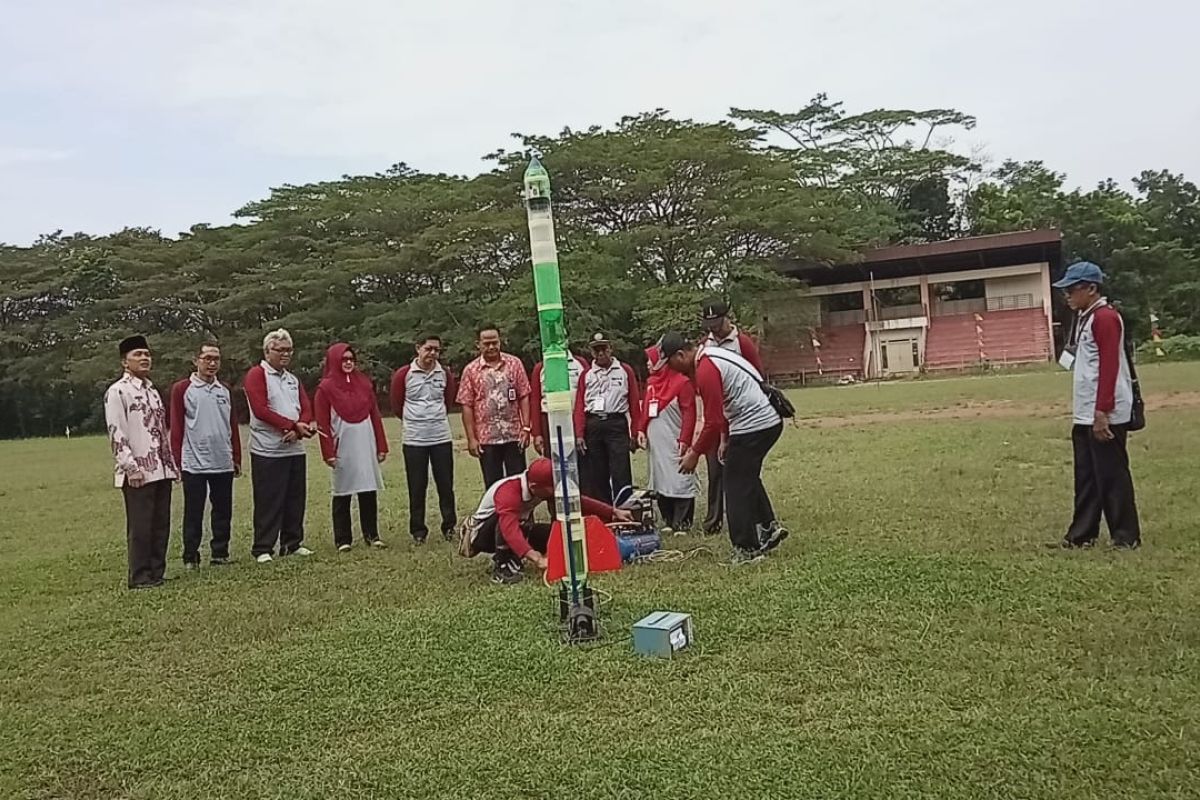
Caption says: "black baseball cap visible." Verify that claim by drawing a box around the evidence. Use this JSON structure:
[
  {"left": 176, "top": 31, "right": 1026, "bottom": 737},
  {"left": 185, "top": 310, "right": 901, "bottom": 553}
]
[
  {"left": 658, "top": 331, "right": 692, "bottom": 360},
  {"left": 700, "top": 298, "right": 729, "bottom": 321}
]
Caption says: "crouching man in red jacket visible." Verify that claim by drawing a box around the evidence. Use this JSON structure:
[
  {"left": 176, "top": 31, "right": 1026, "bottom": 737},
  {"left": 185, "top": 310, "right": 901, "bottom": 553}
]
[{"left": 459, "top": 457, "right": 632, "bottom": 584}]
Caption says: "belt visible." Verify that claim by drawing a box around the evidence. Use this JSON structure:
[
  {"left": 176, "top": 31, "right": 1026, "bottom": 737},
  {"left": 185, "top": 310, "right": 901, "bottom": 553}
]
[{"left": 586, "top": 411, "right": 626, "bottom": 421}]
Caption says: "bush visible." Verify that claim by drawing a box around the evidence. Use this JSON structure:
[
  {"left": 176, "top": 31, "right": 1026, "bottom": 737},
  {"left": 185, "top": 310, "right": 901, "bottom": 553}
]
[{"left": 1138, "top": 334, "right": 1200, "bottom": 362}]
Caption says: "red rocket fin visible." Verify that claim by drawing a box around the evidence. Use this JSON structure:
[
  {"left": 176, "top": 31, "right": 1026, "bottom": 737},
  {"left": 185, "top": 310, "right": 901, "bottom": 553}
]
[{"left": 545, "top": 516, "right": 622, "bottom": 583}]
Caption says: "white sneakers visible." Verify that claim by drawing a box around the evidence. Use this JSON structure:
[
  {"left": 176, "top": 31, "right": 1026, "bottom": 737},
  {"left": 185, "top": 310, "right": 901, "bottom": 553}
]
[
  {"left": 337, "top": 544, "right": 352, "bottom": 553},
  {"left": 257, "top": 546, "right": 315, "bottom": 562},
  {"left": 369, "top": 539, "right": 388, "bottom": 549}
]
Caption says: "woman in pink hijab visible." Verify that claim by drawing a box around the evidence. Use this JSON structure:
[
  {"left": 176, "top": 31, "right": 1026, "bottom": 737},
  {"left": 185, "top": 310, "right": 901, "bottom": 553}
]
[
  {"left": 635, "top": 341, "right": 699, "bottom": 532},
  {"left": 315, "top": 343, "right": 389, "bottom": 551}
]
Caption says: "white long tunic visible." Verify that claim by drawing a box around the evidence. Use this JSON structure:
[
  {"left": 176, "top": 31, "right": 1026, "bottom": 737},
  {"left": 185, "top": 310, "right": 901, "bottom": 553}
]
[
  {"left": 646, "top": 397, "right": 698, "bottom": 500},
  {"left": 330, "top": 410, "right": 383, "bottom": 496}
]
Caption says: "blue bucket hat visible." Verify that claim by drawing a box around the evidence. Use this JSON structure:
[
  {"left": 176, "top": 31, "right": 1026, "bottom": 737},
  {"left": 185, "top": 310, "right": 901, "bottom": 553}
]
[{"left": 1052, "top": 261, "right": 1105, "bottom": 289}]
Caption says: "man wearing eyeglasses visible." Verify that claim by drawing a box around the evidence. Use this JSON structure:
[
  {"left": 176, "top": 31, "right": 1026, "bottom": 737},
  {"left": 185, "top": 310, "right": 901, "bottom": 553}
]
[
  {"left": 390, "top": 334, "right": 458, "bottom": 544},
  {"left": 170, "top": 341, "right": 242, "bottom": 569},
  {"left": 1051, "top": 261, "right": 1142, "bottom": 550},
  {"left": 244, "top": 328, "right": 316, "bottom": 562}
]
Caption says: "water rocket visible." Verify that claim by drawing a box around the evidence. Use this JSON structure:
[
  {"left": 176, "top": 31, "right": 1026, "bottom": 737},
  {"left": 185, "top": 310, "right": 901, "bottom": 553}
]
[{"left": 523, "top": 155, "right": 618, "bottom": 642}]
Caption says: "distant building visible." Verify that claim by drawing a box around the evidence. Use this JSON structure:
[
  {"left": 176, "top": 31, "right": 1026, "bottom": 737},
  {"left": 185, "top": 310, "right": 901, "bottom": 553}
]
[{"left": 764, "top": 229, "right": 1061, "bottom": 381}]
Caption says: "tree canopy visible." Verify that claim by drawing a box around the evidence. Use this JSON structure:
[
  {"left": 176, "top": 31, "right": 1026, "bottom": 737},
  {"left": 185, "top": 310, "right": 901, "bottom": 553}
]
[{"left": 2, "top": 97, "right": 1197, "bottom": 438}]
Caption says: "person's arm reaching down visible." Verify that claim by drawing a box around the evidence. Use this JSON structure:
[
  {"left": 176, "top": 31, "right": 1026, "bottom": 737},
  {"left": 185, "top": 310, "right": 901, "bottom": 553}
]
[
  {"left": 169, "top": 380, "right": 187, "bottom": 470},
  {"left": 691, "top": 358, "right": 727, "bottom": 457}
]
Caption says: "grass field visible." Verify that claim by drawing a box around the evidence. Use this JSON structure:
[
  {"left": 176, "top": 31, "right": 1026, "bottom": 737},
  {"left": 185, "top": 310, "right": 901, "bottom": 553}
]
[{"left": 3, "top": 363, "right": 1199, "bottom": 799}]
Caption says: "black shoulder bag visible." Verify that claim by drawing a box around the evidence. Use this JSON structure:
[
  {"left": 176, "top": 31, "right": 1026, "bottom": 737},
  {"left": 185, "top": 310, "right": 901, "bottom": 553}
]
[
  {"left": 1122, "top": 316, "right": 1146, "bottom": 432},
  {"left": 706, "top": 351, "right": 795, "bottom": 420}
]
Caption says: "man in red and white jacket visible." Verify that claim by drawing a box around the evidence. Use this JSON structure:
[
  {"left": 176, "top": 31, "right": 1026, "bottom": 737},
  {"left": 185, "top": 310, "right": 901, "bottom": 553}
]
[
  {"left": 573, "top": 333, "right": 642, "bottom": 505},
  {"left": 698, "top": 298, "right": 764, "bottom": 536},
  {"left": 1052, "top": 261, "right": 1142, "bottom": 549},
  {"left": 243, "top": 328, "right": 316, "bottom": 562},
  {"left": 170, "top": 341, "right": 242, "bottom": 568},
  {"left": 662, "top": 330, "right": 788, "bottom": 563},
  {"left": 459, "top": 457, "right": 632, "bottom": 584}
]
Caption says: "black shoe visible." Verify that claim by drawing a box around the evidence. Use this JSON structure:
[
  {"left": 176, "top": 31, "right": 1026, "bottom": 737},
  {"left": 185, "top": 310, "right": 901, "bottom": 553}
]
[
  {"left": 413, "top": 536, "right": 427, "bottom": 546},
  {"left": 490, "top": 562, "right": 524, "bottom": 585},
  {"left": 182, "top": 561, "right": 200, "bottom": 571},
  {"left": 1046, "top": 539, "right": 1095, "bottom": 550},
  {"left": 729, "top": 548, "right": 765, "bottom": 565},
  {"left": 210, "top": 556, "right": 231, "bottom": 566},
  {"left": 1110, "top": 540, "right": 1141, "bottom": 551},
  {"left": 130, "top": 580, "right": 165, "bottom": 590},
  {"left": 702, "top": 525, "right": 722, "bottom": 537},
  {"left": 757, "top": 521, "right": 790, "bottom": 554}
]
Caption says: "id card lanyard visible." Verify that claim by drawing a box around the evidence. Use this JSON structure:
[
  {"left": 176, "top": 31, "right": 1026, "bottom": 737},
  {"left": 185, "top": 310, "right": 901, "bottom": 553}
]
[{"left": 1060, "top": 299, "right": 1104, "bottom": 371}]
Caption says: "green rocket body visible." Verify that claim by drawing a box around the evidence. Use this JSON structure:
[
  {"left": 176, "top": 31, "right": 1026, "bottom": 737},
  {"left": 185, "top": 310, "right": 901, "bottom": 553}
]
[{"left": 523, "top": 157, "right": 590, "bottom": 611}]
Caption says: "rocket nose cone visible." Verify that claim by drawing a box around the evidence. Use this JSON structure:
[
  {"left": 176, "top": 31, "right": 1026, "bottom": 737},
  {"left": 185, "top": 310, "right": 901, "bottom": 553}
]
[{"left": 524, "top": 156, "right": 546, "bottom": 177}]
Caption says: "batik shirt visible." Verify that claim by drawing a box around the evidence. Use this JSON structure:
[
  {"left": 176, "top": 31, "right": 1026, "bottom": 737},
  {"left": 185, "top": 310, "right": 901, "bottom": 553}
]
[
  {"left": 104, "top": 372, "right": 179, "bottom": 488},
  {"left": 456, "top": 354, "right": 531, "bottom": 445}
]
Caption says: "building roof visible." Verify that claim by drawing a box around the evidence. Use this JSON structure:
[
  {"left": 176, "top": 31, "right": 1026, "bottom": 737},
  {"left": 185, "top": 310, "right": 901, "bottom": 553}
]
[{"left": 784, "top": 229, "right": 1063, "bottom": 287}]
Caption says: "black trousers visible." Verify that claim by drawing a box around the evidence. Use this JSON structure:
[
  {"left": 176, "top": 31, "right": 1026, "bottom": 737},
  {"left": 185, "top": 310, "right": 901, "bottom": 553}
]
[
  {"left": 251, "top": 454, "right": 307, "bottom": 556},
  {"left": 403, "top": 443, "right": 457, "bottom": 540},
  {"left": 181, "top": 471, "right": 234, "bottom": 563},
  {"left": 1066, "top": 424, "right": 1142, "bottom": 547},
  {"left": 657, "top": 496, "right": 695, "bottom": 531},
  {"left": 332, "top": 492, "right": 378, "bottom": 546},
  {"left": 703, "top": 451, "right": 725, "bottom": 533},
  {"left": 584, "top": 414, "right": 632, "bottom": 506},
  {"left": 723, "top": 423, "right": 783, "bottom": 551},
  {"left": 475, "top": 516, "right": 553, "bottom": 568},
  {"left": 122, "top": 479, "right": 172, "bottom": 588},
  {"left": 480, "top": 442, "right": 526, "bottom": 489}
]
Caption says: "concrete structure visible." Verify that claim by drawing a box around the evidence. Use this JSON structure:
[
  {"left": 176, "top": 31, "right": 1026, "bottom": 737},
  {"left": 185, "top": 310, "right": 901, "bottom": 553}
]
[{"left": 764, "top": 230, "right": 1062, "bottom": 381}]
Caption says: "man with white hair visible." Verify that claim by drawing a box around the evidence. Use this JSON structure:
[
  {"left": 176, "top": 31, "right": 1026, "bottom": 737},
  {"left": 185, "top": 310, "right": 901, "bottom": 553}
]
[{"left": 244, "top": 328, "right": 316, "bottom": 562}]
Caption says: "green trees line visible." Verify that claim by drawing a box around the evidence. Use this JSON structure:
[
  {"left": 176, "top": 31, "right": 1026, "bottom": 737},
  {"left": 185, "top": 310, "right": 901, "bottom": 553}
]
[{"left": 3, "top": 97, "right": 1197, "bottom": 438}]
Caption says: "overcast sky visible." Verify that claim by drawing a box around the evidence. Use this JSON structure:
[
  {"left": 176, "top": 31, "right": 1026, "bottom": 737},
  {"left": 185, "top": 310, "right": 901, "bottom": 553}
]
[{"left": 1, "top": 0, "right": 1196, "bottom": 245}]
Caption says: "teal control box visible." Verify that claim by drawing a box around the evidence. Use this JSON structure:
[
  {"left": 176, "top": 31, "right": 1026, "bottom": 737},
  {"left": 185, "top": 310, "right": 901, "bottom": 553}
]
[{"left": 632, "top": 611, "right": 694, "bottom": 658}]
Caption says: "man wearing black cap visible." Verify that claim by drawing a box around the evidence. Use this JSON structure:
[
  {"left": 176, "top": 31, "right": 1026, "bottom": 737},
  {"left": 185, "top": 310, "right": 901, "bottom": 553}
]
[
  {"left": 103, "top": 335, "right": 179, "bottom": 589},
  {"left": 573, "top": 333, "right": 642, "bottom": 505},
  {"left": 1051, "top": 261, "right": 1142, "bottom": 550},
  {"left": 698, "top": 298, "right": 765, "bottom": 535},
  {"left": 660, "top": 331, "right": 788, "bottom": 563}
]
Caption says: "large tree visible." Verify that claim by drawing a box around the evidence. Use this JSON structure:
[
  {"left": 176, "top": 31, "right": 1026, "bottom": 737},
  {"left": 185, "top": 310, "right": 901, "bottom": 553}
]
[
  {"left": 969, "top": 161, "right": 1200, "bottom": 339},
  {"left": 731, "top": 94, "right": 979, "bottom": 242}
]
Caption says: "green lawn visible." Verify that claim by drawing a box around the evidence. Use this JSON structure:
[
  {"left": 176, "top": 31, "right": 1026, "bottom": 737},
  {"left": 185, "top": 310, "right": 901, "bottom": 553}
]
[{"left": 2, "top": 363, "right": 1199, "bottom": 799}]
